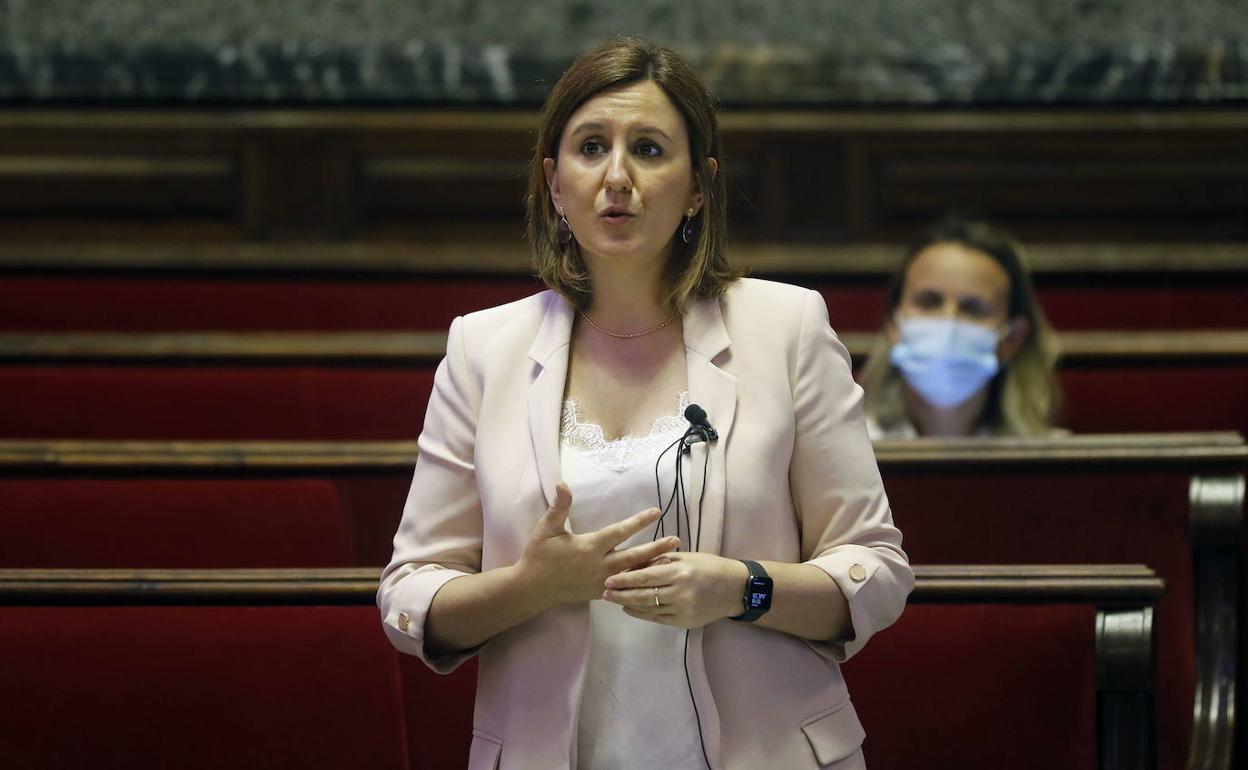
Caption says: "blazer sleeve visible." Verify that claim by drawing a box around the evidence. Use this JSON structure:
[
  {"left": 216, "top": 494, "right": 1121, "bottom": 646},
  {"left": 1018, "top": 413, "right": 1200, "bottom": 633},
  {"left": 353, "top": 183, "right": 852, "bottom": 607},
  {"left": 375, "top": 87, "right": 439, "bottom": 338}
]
[
  {"left": 376, "top": 315, "right": 485, "bottom": 673},
  {"left": 789, "top": 289, "right": 914, "bottom": 662}
]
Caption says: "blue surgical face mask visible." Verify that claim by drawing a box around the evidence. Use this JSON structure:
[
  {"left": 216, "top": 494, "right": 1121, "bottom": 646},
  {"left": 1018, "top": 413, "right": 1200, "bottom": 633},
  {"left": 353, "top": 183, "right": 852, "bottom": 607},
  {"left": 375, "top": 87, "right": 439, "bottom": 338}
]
[{"left": 889, "top": 316, "right": 1003, "bottom": 408}]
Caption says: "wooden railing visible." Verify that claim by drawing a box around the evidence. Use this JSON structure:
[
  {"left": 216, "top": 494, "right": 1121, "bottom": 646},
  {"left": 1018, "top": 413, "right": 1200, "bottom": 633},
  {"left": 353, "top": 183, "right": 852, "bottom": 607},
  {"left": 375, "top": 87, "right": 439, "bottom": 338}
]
[
  {"left": 4, "top": 433, "right": 1243, "bottom": 470},
  {"left": 2, "top": 240, "right": 1247, "bottom": 275},
  {"left": 1, "top": 329, "right": 1245, "bottom": 363},
  {"left": 0, "top": 563, "right": 1159, "bottom": 606}
]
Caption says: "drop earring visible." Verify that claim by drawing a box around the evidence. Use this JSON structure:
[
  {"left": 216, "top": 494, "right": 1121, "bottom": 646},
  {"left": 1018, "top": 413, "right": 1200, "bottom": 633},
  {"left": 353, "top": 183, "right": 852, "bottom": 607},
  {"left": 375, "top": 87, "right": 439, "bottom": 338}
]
[
  {"left": 557, "top": 209, "right": 573, "bottom": 245},
  {"left": 681, "top": 210, "right": 697, "bottom": 244}
]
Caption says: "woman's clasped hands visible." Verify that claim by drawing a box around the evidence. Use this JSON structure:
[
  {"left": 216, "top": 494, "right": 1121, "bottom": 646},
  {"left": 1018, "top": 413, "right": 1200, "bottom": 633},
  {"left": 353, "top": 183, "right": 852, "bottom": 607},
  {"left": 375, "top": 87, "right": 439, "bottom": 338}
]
[
  {"left": 602, "top": 550, "right": 746, "bottom": 629},
  {"left": 516, "top": 481, "right": 746, "bottom": 629}
]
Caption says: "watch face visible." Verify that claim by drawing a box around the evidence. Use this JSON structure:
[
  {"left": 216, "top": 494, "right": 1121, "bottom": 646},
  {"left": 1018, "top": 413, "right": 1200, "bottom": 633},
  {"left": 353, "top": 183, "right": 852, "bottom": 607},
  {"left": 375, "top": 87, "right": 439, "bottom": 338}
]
[{"left": 746, "top": 576, "right": 773, "bottom": 610}]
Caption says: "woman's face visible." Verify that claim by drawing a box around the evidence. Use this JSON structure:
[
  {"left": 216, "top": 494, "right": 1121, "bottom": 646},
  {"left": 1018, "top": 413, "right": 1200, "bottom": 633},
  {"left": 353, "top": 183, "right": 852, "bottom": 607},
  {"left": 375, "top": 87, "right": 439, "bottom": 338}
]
[
  {"left": 543, "top": 80, "right": 710, "bottom": 272},
  {"left": 897, "top": 242, "right": 1011, "bottom": 328},
  {"left": 889, "top": 241, "right": 1029, "bottom": 362}
]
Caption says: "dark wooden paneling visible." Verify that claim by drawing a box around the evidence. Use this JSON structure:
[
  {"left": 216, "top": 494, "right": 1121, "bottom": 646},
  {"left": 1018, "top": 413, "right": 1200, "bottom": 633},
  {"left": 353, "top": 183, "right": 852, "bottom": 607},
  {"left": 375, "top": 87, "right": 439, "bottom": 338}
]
[
  {"left": 0, "top": 123, "right": 239, "bottom": 233},
  {"left": 863, "top": 132, "right": 1248, "bottom": 238},
  {"left": 356, "top": 122, "right": 534, "bottom": 225},
  {"left": 241, "top": 130, "right": 358, "bottom": 238},
  {"left": 0, "top": 155, "right": 234, "bottom": 218},
  {"left": 0, "top": 110, "right": 1244, "bottom": 247}
]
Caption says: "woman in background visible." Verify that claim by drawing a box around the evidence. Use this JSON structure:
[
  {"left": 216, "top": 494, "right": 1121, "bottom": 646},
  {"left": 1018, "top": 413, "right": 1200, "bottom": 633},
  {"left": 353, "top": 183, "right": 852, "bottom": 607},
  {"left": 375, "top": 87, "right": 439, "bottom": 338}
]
[{"left": 861, "top": 214, "right": 1062, "bottom": 438}]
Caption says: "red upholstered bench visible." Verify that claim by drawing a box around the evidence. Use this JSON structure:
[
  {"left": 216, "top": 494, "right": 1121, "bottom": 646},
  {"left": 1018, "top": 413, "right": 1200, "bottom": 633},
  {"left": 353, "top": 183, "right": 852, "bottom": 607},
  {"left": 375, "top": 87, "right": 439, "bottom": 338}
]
[
  {"left": 0, "top": 478, "right": 353, "bottom": 568},
  {"left": 874, "top": 437, "right": 1246, "bottom": 770},
  {"left": 0, "top": 365, "right": 433, "bottom": 440},
  {"left": 1, "top": 360, "right": 1246, "bottom": 442},
  {"left": 0, "top": 441, "right": 416, "bottom": 568},
  {"left": 846, "top": 604, "right": 1097, "bottom": 769},
  {"left": 1061, "top": 364, "right": 1248, "bottom": 435},
  {"left": 4, "top": 275, "right": 1248, "bottom": 333},
  {"left": 0, "top": 566, "right": 1161, "bottom": 770},
  {"left": 0, "top": 275, "right": 540, "bottom": 332},
  {"left": 1, "top": 438, "right": 1238, "bottom": 768},
  {"left": 398, "top": 655, "right": 478, "bottom": 770},
  {"left": 2, "top": 330, "right": 1246, "bottom": 439},
  {"left": 815, "top": 280, "right": 1248, "bottom": 332},
  {"left": 0, "top": 570, "right": 469, "bottom": 770},
  {"left": 0, "top": 604, "right": 411, "bottom": 770}
]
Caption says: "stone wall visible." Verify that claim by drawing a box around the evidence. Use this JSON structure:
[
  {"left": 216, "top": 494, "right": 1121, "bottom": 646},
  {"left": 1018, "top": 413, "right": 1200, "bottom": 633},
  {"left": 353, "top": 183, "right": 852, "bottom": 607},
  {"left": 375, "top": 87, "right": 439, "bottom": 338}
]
[{"left": 1, "top": 0, "right": 1245, "bottom": 105}]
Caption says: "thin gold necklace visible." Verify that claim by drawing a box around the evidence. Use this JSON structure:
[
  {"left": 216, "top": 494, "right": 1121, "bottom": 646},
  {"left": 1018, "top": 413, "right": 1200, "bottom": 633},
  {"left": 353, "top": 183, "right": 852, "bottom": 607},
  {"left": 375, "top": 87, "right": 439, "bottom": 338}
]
[{"left": 580, "top": 310, "right": 679, "bottom": 339}]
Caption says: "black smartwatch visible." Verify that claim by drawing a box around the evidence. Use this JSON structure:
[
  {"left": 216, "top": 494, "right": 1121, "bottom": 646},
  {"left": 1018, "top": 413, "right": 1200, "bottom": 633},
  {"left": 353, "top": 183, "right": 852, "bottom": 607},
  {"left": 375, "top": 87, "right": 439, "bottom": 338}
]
[{"left": 731, "top": 560, "right": 773, "bottom": 622}]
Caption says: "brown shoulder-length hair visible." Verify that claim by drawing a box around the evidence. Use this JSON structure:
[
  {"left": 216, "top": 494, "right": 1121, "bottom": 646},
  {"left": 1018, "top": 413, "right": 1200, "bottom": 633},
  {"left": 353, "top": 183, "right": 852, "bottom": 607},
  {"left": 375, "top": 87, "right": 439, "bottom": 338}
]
[
  {"left": 860, "top": 213, "right": 1063, "bottom": 436},
  {"left": 525, "top": 37, "right": 738, "bottom": 311}
]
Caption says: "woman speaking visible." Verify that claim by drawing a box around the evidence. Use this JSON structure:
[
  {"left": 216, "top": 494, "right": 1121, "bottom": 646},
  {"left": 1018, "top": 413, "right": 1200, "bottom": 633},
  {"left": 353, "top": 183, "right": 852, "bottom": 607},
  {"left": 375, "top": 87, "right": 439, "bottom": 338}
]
[{"left": 378, "top": 37, "right": 912, "bottom": 770}]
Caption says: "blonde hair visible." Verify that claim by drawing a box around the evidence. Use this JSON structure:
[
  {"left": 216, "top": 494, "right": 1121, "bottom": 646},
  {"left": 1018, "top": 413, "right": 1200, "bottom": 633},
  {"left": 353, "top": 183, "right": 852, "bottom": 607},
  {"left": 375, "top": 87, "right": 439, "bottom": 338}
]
[
  {"left": 860, "top": 215, "right": 1063, "bottom": 436},
  {"left": 524, "top": 37, "right": 739, "bottom": 311}
]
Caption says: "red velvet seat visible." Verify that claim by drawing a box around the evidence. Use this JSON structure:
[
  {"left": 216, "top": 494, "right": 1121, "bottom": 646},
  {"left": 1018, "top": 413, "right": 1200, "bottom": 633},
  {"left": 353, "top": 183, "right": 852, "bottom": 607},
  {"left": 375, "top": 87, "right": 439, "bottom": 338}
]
[
  {"left": 333, "top": 475, "right": 422, "bottom": 567},
  {"left": 383, "top": 604, "right": 1105, "bottom": 769},
  {"left": 398, "top": 656, "right": 477, "bottom": 770},
  {"left": 0, "top": 275, "right": 539, "bottom": 332},
  {"left": 3, "top": 275, "right": 1247, "bottom": 333},
  {"left": 0, "top": 574, "right": 1145, "bottom": 770},
  {"left": 0, "top": 365, "right": 434, "bottom": 440},
  {"left": 379, "top": 604, "right": 1103, "bottom": 763},
  {"left": 844, "top": 604, "right": 1097, "bottom": 770},
  {"left": 816, "top": 280, "right": 1248, "bottom": 332},
  {"left": 386, "top": 606, "right": 1101, "bottom": 770},
  {"left": 881, "top": 468, "right": 1192, "bottom": 770},
  {"left": 2, "top": 360, "right": 1245, "bottom": 440},
  {"left": 0, "top": 606, "right": 410, "bottom": 770},
  {"left": 1061, "top": 365, "right": 1248, "bottom": 435},
  {"left": 0, "top": 478, "right": 353, "bottom": 568}
]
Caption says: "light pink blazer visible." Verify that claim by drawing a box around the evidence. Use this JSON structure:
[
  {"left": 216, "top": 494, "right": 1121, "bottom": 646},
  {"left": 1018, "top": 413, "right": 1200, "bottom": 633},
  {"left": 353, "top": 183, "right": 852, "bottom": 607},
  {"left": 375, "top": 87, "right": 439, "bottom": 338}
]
[{"left": 378, "top": 278, "right": 913, "bottom": 770}]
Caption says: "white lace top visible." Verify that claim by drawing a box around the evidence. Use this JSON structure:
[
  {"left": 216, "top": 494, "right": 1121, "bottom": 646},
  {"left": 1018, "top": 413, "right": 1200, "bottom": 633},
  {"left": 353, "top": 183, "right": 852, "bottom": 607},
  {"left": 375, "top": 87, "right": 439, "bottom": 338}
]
[
  {"left": 561, "top": 390, "right": 691, "bottom": 473},
  {"left": 560, "top": 391, "right": 707, "bottom": 770}
]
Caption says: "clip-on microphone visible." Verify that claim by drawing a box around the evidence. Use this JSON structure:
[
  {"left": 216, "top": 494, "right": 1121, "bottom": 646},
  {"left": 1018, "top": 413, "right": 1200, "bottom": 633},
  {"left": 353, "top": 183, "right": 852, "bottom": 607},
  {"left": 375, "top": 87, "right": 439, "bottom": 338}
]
[{"left": 681, "top": 403, "right": 719, "bottom": 453}]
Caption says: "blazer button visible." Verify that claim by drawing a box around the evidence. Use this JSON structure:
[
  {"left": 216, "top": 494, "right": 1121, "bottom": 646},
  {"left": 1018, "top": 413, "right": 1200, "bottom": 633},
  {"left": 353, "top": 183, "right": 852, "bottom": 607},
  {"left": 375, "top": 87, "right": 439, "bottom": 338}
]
[
  {"left": 397, "top": 612, "right": 411, "bottom": 632},
  {"left": 848, "top": 564, "right": 867, "bottom": 582}
]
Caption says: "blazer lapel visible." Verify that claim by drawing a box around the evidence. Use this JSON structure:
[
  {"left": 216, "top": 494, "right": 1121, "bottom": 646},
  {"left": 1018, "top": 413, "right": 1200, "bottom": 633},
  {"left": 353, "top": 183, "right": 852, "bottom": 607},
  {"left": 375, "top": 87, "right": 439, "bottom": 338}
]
[
  {"left": 525, "top": 290, "right": 737, "bottom": 538},
  {"left": 527, "top": 293, "right": 575, "bottom": 510},
  {"left": 682, "top": 295, "right": 737, "bottom": 557}
]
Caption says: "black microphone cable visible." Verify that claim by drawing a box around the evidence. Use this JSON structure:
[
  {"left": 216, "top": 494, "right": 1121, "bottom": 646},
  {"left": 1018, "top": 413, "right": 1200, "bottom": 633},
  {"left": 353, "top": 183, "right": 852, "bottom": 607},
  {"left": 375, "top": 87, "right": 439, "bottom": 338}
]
[
  {"left": 683, "top": 427, "right": 714, "bottom": 770},
  {"left": 650, "top": 412, "right": 716, "bottom": 770},
  {"left": 652, "top": 433, "right": 686, "bottom": 543}
]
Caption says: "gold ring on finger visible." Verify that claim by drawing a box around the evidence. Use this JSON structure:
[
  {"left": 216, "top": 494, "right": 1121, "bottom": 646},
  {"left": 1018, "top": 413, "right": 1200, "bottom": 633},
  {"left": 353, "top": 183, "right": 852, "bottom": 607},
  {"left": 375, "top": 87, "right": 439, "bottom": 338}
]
[{"left": 653, "top": 586, "right": 661, "bottom": 607}]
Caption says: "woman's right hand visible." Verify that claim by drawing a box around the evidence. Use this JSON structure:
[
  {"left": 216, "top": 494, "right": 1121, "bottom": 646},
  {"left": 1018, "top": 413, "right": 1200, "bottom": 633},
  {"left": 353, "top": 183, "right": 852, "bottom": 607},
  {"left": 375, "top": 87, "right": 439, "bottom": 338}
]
[{"left": 515, "top": 481, "right": 681, "bottom": 608}]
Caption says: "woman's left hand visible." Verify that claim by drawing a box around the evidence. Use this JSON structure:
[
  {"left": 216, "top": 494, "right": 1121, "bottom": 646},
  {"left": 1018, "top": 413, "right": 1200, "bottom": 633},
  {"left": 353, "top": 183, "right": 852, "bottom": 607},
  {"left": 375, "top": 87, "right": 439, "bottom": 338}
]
[{"left": 602, "top": 552, "right": 748, "bottom": 629}]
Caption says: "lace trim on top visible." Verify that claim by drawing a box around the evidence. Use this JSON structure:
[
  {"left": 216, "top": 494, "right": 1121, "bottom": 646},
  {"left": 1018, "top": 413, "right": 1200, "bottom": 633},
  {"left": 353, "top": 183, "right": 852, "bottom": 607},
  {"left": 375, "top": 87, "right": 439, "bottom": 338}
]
[{"left": 560, "top": 391, "right": 690, "bottom": 473}]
